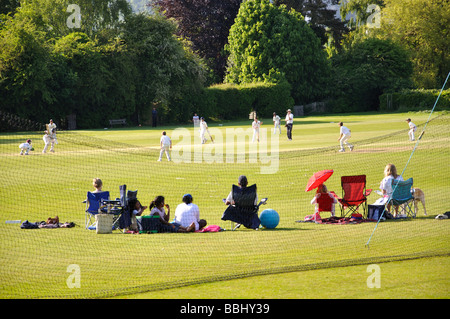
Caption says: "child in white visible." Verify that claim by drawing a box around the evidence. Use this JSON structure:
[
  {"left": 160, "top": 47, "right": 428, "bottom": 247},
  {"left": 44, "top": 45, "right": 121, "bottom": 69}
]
[
  {"left": 42, "top": 130, "right": 55, "bottom": 153},
  {"left": 310, "top": 184, "right": 337, "bottom": 217},
  {"left": 406, "top": 118, "right": 416, "bottom": 141},
  {"left": 252, "top": 117, "right": 262, "bottom": 142},
  {"left": 199, "top": 117, "right": 208, "bottom": 144},
  {"left": 19, "top": 139, "right": 32, "bottom": 155},
  {"left": 158, "top": 131, "right": 172, "bottom": 161},
  {"left": 272, "top": 112, "right": 281, "bottom": 134},
  {"left": 338, "top": 122, "right": 353, "bottom": 152}
]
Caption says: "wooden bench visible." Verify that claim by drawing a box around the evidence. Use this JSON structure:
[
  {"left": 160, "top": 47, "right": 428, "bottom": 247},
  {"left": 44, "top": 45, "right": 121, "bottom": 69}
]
[{"left": 109, "top": 119, "right": 127, "bottom": 127}]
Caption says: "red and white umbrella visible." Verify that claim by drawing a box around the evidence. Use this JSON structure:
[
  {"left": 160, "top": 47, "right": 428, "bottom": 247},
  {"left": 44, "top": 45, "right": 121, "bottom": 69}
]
[{"left": 305, "top": 169, "right": 334, "bottom": 192}]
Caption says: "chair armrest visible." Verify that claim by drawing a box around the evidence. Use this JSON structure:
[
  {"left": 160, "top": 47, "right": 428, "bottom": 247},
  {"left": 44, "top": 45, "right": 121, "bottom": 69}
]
[
  {"left": 329, "top": 191, "right": 340, "bottom": 200},
  {"left": 365, "top": 189, "right": 372, "bottom": 196}
]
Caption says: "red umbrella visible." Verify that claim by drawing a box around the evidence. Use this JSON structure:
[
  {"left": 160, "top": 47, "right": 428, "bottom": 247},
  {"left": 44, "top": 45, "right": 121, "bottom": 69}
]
[{"left": 305, "top": 169, "right": 334, "bottom": 192}]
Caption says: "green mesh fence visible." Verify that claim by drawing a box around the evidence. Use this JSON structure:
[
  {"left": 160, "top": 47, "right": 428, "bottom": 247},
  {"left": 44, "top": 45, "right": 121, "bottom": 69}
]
[{"left": 0, "top": 113, "right": 449, "bottom": 298}]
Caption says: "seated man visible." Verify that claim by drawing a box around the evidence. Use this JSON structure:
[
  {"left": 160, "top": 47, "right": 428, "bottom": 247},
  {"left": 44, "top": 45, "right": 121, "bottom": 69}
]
[
  {"left": 222, "top": 175, "right": 260, "bottom": 230},
  {"left": 173, "top": 194, "right": 206, "bottom": 232}
]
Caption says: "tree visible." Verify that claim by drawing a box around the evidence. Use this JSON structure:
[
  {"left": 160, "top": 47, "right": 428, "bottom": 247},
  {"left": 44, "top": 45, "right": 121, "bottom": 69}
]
[
  {"left": 17, "top": 0, "right": 132, "bottom": 39},
  {"left": 225, "top": 0, "right": 330, "bottom": 104},
  {"left": 339, "top": 0, "right": 384, "bottom": 29},
  {"left": 121, "top": 13, "right": 206, "bottom": 123},
  {"left": 1, "top": 1, "right": 207, "bottom": 127},
  {"left": 0, "top": 0, "right": 20, "bottom": 15},
  {"left": 273, "top": 0, "right": 349, "bottom": 51},
  {"left": 0, "top": 15, "right": 54, "bottom": 121},
  {"left": 375, "top": 0, "right": 450, "bottom": 89},
  {"left": 150, "top": 0, "right": 242, "bottom": 84},
  {"left": 329, "top": 37, "right": 413, "bottom": 112}
]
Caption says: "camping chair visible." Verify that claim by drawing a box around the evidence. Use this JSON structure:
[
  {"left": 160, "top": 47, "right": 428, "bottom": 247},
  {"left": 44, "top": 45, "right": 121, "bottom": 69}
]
[
  {"left": 109, "top": 185, "right": 138, "bottom": 232},
  {"left": 85, "top": 191, "right": 110, "bottom": 229},
  {"left": 221, "top": 184, "right": 262, "bottom": 230},
  {"left": 315, "top": 193, "right": 337, "bottom": 217},
  {"left": 390, "top": 178, "right": 415, "bottom": 218},
  {"left": 335, "top": 175, "right": 372, "bottom": 217}
]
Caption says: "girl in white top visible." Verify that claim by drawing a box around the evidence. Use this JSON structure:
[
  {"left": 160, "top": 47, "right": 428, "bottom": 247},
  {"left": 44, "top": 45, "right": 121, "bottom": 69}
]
[
  {"left": 149, "top": 195, "right": 193, "bottom": 232},
  {"left": 379, "top": 164, "right": 404, "bottom": 216},
  {"left": 149, "top": 195, "right": 170, "bottom": 223}
]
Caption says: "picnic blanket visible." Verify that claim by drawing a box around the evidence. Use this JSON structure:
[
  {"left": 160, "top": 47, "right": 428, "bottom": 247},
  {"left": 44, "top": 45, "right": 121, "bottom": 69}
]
[
  {"left": 316, "top": 216, "right": 375, "bottom": 225},
  {"left": 21, "top": 220, "right": 75, "bottom": 229}
]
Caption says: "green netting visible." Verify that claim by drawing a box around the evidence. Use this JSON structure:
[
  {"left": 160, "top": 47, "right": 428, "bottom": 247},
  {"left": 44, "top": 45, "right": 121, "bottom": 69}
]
[{"left": 0, "top": 113, "right": 449, "bottom": 299}]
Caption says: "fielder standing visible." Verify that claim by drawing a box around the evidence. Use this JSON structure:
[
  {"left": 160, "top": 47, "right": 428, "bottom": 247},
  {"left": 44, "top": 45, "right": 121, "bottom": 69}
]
[
  {"left": 285, "top": 109, "right": 294, "bottom": 140},
  {"left": 406, "top": 118, "right": 417, "bottom": 141},
  {"left": 158, "top": 131, "right": 172, "bottom": 161},
  {"left": 199, "top": 117, "right": 208, "bottom": 144},
  {"left": 273, "top": 112, "right": 281, "bottom": 134},
  {"left": 252, "top": 116, "right": 262, "bottom": 142},
  {"left": 338, "top": 122, "right": 354, "bottom": 152}
]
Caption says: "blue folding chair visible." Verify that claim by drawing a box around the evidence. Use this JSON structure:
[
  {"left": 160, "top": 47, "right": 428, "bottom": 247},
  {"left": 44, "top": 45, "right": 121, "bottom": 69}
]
[
  {"left": 85, "top": 191, "right": 110, "bottom": 229},
  {"left": 390, "top": 178, "right": 415, "bottom": 218}
]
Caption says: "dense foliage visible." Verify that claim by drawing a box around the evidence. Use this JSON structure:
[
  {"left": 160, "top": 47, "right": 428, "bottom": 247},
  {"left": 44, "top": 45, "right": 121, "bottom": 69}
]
[
  {"left": 329, "top": 38, "right": 413, "bottom": 112},
  {"left": 0, "top": 1, "right": 206, "bottom": 128},
  {"left": 1, "top": 0, "right": 447, "bottom": 129},
  {"left": 225, "top": 0, "right": 330, "bottom": 105}
]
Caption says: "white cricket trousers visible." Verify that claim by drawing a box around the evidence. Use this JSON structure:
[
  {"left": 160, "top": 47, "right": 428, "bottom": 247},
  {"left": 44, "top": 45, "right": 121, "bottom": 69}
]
[
  {"left": 340, "top": 134, "right": 353, "bottom": 150},
  {"left": 159, "top": 145, "right": 171, "bottom": 161},
  {"left": 273, "top": 123, "right": 281, "bottom": 134},
  {"left": 408, "top": 128, "right": 416, "bottom": 141}
]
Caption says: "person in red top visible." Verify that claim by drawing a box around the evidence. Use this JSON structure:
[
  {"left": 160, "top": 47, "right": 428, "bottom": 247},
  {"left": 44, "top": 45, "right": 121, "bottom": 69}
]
[{"left": 310, "top": 184, "right": 337, "bottom": 217}]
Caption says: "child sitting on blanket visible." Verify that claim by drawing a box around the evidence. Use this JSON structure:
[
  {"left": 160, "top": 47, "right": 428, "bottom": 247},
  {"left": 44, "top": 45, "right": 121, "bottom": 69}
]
[
  {"left": 128, "top": 198, "right": 147, "bottom": 232},
  {"left": 308, "top": 184, "right": 337, "bottom": 221}
]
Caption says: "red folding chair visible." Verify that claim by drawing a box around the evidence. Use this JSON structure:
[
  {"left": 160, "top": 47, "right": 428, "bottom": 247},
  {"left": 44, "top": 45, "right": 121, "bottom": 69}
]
[{"left": 334, "top": 175, "right": 372, "bottom": 217}]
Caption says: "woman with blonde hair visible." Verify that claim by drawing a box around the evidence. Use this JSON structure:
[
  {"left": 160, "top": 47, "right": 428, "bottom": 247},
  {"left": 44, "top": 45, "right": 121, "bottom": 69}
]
[
  {"left": 379, "top": 164, "right": 404, "bottom": 216},
  {"left": 92, "top": 178, "right": 103, "bottom": 192}
]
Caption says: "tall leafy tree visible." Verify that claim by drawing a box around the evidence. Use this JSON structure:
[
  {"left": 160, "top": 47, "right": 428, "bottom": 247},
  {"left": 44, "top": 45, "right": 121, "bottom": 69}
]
[
  {"left": 121, "top": 13, "right": 206, "bottom": 123},
  {"left": 330, "top": 37, "right": 413, "bottom": 111},
  {"left": 273, "top": 0, "right": 349, "bottom": 51},
  {"left": 0, "top": 1, "right": 207, "bottom": 127},
  {"left": 0, "top": 0, "right": 20, "bottom": 15},
  {"left": 375, "top": 0, "right": 450, "bottom": 89},
  {"left": 0, "top": 15, "right": 54, "bottom": 121},
  {"left": 150, "top": 0, "right": 242, "bottom": 83},
  {"left": 225, "top": 0, "right": 330, "bottom": 104},
  {"left": 17, "top": 0, "right": 132, "bottom": 39},
  {"left": 339, "top": 0, "right": 384, "bottom": 29}
]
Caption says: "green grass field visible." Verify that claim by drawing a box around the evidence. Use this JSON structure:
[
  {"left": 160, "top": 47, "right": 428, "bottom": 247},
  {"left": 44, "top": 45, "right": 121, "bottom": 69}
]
[{"left": 0, "top": 111, "right": 449, "bottom": 299}]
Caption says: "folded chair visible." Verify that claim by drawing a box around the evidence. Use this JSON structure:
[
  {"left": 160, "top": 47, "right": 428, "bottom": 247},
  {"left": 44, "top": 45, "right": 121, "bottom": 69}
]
[
  {"left": 390, "top": 178, "right": 415, "bottom": 218},
  {"left": 85, "top": 191, "right": 110, "bottom": 229},
  {"left": 335, "top": 175, "right": 372, "bottom": 217},
  {"left": 110, "top": 185, "right": 137, "bottom": 232},
  {"left": 221, "top": 184, "right": 261, "bottom": 230}
]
